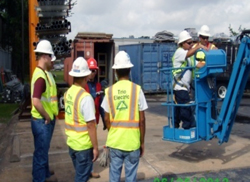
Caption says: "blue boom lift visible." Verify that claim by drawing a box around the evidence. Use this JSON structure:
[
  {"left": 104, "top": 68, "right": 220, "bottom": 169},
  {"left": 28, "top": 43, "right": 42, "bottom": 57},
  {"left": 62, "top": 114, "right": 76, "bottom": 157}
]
[{"left": 161, "top": 30, "right": 250, "bottom": 144}]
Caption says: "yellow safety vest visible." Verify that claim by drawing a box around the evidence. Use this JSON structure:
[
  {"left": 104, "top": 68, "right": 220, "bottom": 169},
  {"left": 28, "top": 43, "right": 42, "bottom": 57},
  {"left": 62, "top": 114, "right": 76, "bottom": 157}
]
[
  {"left": 46, "top": 71, "right": 59, "bottom": 116},
  {"left": 105, "top": 80, "right": 140, "bottom": 151},
  {"left": 172, "top": 48, "right": 196, "bottom": 80},
  {"left": 64, "top": 85, "right": 93, "bottom": 151},
  {"left": 31, "top": 67, "right": 54, "bottom": 120}
]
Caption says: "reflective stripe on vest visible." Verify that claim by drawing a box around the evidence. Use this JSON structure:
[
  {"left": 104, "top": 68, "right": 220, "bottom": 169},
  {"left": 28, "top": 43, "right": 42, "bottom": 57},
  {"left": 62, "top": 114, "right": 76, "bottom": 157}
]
[
  {"left": 107, "top": 86, "right": 115, "bottom": 119},
  {"left": 107, "top": 82, "right": 138, "bottom": 127},
  {"left": 111, "top": 121, "right": 139, "bottom": 128},
  {"left": 51, "top": 96, "right": 57, "bottom": 102},
  {"left": 40, "top": 96, "right": 50, "bottom": 102},
  {"left": 65, "top": 89, "right": 88, "bottom": 132},
  {"left": 65, "top": 123, "right": 87, "bottom": 132},
  {"left": 46, "top": 71, "right": 58, "bottom": 115}
]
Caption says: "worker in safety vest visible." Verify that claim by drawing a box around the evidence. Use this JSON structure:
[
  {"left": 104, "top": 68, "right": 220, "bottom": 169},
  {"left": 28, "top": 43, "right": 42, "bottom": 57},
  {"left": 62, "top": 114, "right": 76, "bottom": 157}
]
[
  {"left": 64, "top": 57, "right": 98, "bottom": 182},
  {"left": 172, "top": 31, "right": 207, "bottom": 129},
  {"left": 101, "top": 51, "right": 148, "bottom": 182},
  {"left": 197, "top": 25, "right": 217, "bottom": 50},
  {"left": 196, "top": 25, "right": 218, "bottom": 119},
  {"left": 31, "top": 40, "right": 58, "bottom": 182},
  {"left": 194, "top": 25, "right": 217, "bottom": 62}
]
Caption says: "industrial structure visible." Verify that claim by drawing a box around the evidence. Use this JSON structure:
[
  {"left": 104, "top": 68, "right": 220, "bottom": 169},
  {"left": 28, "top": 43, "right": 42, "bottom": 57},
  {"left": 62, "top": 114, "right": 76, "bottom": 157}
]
[
  {"left": 28, "top": 0, "right": 74, "bottom": 78},
  {"left": 64, "top": 32, "right": 115, "bottom": 85}
]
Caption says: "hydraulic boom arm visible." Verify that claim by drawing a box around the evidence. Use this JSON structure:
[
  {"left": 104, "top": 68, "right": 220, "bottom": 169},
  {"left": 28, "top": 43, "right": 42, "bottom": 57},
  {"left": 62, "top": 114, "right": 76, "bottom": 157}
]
[{"left": 215, "top": 30, "right": 250, "bottom": 144}]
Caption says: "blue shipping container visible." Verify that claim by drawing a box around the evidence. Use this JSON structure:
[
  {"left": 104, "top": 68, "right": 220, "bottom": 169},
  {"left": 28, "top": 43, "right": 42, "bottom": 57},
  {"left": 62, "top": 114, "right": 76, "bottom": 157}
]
[{"left": 119, "top": 43, "right": 177, "bottom": 93}]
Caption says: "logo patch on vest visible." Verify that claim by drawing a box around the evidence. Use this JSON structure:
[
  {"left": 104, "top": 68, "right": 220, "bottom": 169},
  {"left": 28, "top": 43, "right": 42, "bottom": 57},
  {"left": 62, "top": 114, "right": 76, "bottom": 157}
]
[
  {"left": 65, "top": 105, "right": 72, "bottom": 115},
  {"left": 116, "top": 101, "right": 128, "bottom": 111}
]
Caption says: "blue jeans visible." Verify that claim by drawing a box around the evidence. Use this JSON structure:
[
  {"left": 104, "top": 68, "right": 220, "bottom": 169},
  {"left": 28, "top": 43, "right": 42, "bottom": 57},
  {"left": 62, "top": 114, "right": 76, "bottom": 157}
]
[
  {"left": 109, "top": 148, "right": 140, "bottom": 182},
  {"left": 69, "top": 147, "right": 93, "bottom": 182},
  {"left": 31, "top": 118, "right": 52, "bottom": 182}
]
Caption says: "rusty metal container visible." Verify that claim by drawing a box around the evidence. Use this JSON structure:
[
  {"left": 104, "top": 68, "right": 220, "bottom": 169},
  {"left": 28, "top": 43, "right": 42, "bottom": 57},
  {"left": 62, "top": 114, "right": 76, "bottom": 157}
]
[{"left": 64, "top": 32, "right": 115, "bottom": 86}]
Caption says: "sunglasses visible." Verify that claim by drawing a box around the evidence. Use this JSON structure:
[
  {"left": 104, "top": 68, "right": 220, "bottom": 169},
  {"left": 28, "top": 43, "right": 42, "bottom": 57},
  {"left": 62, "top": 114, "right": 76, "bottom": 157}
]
[
  {"left": 91, "top": 69, "right": 97, "bottom": 73},
  {"left": 185, "top": 41, "right": 193, "bottom": 45},
  {"left": 200, "top": 35, "right": 209, "bottom": 40},
  {"left": 45, "top": 54, "right": 52, "bottom": 58}
]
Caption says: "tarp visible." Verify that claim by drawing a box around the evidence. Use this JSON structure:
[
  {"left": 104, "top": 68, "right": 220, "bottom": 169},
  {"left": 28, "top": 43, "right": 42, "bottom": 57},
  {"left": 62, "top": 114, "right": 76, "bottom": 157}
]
[{"left": 153, "top": 30, "right": 175, "bottom": 42}]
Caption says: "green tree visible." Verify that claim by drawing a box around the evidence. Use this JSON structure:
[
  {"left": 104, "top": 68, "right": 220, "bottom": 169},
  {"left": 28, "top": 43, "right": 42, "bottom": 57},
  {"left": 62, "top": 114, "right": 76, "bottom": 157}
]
[
  {"left": 228, "top": 24, "right": 245, "bottom": 37},
  {"left": 0, "top": 0, "right": 29, "bottom": 83}
]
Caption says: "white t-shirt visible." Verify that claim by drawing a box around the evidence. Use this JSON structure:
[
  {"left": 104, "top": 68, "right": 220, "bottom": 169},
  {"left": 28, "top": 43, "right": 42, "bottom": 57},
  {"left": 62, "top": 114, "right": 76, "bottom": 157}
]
[
  {"left": 79, "top": 95, "right": 96, "bottom": 122},
  {"left": 173, "top": 48, "right": 192, "bottom": 91},
  {"left": 101, "top": 89, "right": 148, "bottom": 113}
]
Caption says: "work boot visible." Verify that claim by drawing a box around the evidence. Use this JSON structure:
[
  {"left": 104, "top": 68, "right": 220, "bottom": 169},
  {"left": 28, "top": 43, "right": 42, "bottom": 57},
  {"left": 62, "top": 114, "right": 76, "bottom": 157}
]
[
  {"left": 90, "top": 172, "right": 100, "bottom": 178},
  {"left": 44, "top": 175, "right": 58, "bottom": 182}
]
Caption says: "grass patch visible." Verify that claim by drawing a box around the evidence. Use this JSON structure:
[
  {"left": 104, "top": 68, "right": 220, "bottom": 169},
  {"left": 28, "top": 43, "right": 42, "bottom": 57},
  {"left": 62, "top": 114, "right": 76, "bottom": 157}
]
[
  {"left": 0, "top": 103, "right": 19, "bottom": 124},
  {"left": 51, "top": 70, "right": 66, "bottom": 83}
]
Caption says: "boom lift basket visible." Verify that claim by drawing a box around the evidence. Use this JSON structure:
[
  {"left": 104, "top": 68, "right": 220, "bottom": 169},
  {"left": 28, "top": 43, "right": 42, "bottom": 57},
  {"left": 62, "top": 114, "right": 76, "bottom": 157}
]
[{"left": 161, "top": 49, "right": 227, "bottom": 144}]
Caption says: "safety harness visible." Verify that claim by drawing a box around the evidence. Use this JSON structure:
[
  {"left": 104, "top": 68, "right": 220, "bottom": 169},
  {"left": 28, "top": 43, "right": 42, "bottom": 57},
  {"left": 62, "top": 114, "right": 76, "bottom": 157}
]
[{"left": 173, "top": 58, "right": 194, "bottom": 90}]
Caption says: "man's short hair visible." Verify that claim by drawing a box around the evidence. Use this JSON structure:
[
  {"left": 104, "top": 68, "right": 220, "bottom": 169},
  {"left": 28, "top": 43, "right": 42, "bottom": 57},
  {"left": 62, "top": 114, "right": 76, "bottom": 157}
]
[
  {"left": 73, "top": 76, "right": 87, "bottom": 83},
  {"left": 35, "top": 53, "right": 43, "bottom": 61},
  {"left": 116, "top": 68, "right": 130, "bottom": 78}
]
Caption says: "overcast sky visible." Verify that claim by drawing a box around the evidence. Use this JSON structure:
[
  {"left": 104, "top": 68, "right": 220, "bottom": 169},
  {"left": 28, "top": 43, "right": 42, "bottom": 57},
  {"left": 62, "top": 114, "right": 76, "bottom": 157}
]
[{"left": 66, "top": 0, "right": 250, "bottom": 40}]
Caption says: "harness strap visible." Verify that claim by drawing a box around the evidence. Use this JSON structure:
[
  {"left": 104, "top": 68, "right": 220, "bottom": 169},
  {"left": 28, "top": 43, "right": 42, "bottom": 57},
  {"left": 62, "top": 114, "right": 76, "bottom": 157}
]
[{"left": 173, "top": 77, "right": 188, "bottom": 90}]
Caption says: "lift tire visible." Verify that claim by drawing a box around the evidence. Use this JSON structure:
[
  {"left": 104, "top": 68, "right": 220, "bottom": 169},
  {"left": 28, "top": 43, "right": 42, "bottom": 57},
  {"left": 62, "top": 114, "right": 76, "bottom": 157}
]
[{"left": 217, "top": 84, "right": 227, "bottom": 99}]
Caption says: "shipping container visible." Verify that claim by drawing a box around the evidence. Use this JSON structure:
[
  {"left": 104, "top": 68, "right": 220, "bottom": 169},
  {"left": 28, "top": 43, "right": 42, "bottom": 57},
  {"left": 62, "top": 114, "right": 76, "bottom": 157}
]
[
  {"left": 119, "top": 43, "right": 177, "bottom": 93},
  {"left": 64, "top": 32, "right": 115, "bottom": 86}
]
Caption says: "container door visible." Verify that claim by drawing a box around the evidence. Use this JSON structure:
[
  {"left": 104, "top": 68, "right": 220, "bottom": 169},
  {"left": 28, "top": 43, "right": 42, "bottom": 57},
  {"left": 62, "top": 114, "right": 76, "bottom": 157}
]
[
  {"left": 159, "top": 43, "right": 177, "bottom": 91},
  {"left": 120, "top": 43, "right": 176, "bottom": 93},
  {"left": 141, "top": 44, "right": 160, "bottom": 92},
  {"left": 119, "top": 44, "right": 141, "bottom": 85}
]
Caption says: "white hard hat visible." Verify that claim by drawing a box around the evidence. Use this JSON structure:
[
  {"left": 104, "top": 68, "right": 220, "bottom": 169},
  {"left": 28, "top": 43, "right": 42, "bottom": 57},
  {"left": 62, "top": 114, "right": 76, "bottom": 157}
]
[
  {"left": 178, "top": 30, "right": 192, "bottom": 44},
  {"left": 52, "top": 54, "right": 56, "bottom": 62},
  {"left": 112, "top": 51, "right": 134, "bottom": 69},
  {"left": 34, "top": 40, "right": 54, "bottom": 55},
  {"left": 69, "top": 57, "right": 91, "bottom": 77},
  {"left": 198, "top": 25, "right": 211, "bottom": 37}
]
